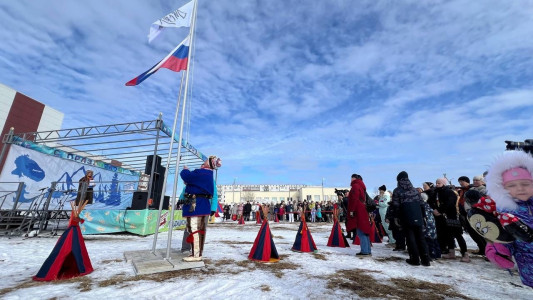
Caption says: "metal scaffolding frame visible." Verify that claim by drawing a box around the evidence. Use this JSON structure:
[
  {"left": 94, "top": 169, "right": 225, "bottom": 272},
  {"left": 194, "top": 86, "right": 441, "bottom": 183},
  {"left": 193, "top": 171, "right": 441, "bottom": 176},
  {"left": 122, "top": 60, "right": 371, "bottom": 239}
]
[
  {"left": 0, "top": 115, "right": 207, "bottom": 234},
  {"left": 0, "top": 115, "right": 206, "bottom": 176}
]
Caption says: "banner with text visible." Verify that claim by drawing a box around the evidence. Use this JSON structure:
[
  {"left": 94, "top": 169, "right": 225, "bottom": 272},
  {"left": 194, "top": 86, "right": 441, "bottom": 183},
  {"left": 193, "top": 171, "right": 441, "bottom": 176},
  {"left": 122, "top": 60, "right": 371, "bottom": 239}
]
[{"left": 0, "top": 144, "right": 139, "bottom": 210}]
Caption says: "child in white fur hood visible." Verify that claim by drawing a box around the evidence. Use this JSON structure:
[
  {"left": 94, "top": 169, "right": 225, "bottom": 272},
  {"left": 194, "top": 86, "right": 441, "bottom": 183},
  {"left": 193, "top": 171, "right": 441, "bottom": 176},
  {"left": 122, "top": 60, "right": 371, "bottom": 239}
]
[{"left": 485, "top": 150, "right": 533, "bottom": 288}]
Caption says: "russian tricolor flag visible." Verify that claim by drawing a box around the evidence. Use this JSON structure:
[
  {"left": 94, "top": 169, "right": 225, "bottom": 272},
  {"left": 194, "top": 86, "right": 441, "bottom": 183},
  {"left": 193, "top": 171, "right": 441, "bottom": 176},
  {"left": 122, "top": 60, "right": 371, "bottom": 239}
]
[{"left": 126, "top": 36, "right": 190, "bottom": 86}]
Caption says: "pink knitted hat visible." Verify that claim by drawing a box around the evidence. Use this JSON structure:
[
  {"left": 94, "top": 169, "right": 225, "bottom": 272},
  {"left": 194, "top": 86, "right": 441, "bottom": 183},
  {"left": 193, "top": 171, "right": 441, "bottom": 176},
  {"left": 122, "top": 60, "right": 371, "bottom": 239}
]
[{"left": 502, "top": 167, "right": 533, "bottom": 185}]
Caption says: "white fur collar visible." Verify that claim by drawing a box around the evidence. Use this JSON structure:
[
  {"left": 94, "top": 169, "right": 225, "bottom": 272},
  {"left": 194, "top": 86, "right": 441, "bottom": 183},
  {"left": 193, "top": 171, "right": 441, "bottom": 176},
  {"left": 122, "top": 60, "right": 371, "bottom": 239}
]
[{"left": 486, "top": 151, "right": 533, "bottom": 211}]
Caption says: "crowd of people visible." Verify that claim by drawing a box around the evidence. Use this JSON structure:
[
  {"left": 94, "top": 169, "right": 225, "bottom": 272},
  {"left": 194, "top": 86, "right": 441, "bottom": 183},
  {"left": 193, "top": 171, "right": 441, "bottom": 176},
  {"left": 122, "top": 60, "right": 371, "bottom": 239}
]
[
  {"left": 222, "top": 200, "right": 342, "bottom": 223},
  {"left": 217, "top": 150, "right": 533, "bottom": 288}
]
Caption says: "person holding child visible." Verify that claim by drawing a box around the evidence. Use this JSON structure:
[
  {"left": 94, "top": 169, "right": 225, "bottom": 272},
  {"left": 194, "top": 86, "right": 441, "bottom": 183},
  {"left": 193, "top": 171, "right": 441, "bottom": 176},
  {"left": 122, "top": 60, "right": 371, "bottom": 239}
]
[{"left": 485, "top": 150, "right": 533, "bottom": 288}]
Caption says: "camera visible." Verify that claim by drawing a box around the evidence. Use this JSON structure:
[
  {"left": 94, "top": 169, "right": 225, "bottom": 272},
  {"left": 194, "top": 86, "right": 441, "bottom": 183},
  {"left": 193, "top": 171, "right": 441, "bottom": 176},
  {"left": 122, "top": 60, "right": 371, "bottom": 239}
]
[
  {"left": 505, "top": 139, "right": 533, "bottom": 154},
  {"left": 334, "top": 188, "right": 349, "bottom": 197}
]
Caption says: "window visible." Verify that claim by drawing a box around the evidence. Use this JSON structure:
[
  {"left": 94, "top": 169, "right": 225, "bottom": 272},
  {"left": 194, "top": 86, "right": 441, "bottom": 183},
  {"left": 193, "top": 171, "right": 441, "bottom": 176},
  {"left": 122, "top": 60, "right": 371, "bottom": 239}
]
[
  {"left": 280, "top": 197, "right": 285, "bottom": 202},
  {"left": 314, "top": 195, "right": 320, "bottom": 202},
  {"left": 272, "top": 197, "right": 277, "bottom": 202}
]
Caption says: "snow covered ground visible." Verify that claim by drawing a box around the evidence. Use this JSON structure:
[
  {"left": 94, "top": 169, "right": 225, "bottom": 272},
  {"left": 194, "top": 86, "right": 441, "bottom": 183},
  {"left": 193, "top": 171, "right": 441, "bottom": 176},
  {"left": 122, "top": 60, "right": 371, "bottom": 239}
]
[{"left": 0, "top": 220, "right": 531, "bottom": 299}]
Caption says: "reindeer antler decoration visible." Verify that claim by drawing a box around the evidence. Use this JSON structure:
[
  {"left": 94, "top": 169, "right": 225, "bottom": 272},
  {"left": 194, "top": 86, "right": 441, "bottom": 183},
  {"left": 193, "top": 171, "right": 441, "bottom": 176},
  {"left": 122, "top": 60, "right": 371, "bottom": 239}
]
[{"left": 69, "top": 200, "right": 88, "bottom": 226}]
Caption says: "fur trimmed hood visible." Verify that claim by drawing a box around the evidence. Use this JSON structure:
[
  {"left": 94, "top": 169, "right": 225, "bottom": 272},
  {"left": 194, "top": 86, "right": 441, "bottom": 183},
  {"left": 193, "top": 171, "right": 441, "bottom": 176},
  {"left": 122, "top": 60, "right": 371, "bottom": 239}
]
[{"left": 486, "top": 151, "right": 533, "bottom": 211}]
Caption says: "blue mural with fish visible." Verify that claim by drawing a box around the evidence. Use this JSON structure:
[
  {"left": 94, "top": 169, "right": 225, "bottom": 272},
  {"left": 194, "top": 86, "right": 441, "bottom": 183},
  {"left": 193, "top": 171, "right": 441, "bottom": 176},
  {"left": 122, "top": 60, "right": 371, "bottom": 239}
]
[
  {"left": 11, "top": 154, "right": 45, "bottom": 182},
  {"left": 0, "top": 145, "right": 140, "bottom": 209}
]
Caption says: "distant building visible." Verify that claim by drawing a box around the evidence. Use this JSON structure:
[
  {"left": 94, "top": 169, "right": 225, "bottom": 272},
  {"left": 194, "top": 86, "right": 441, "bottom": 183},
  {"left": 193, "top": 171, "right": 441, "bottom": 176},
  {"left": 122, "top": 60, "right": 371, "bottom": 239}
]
[
  {"left": 0, "top": 83, "right": 64, "bottom": 173},
  {"left": 217, "top": 184, "right": 348, "bottom": 204}
]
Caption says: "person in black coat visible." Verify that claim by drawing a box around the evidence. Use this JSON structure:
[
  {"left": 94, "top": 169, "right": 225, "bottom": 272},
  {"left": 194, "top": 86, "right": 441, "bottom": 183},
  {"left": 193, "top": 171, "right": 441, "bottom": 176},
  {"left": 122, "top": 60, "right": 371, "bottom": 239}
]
[
  {"left": 392, "top": 171, "right": 430, "bottom": 266},
  {"left": 386, "top": 201, "right": 406, "bottom": 251},
  {"left": 462, "top": 189, "right": 487, "bottom": 255},
  {"left": 339, "top": 192, "right": 352, "bottom": 238},
  {"left": 423, "top": 182, "right": 437, "bottom": 209},
  {"left": 434, "top": 178, "right": 469, "bottom": 262},
  {"left": 243, "top": 201, "right": 252, "bottom": 221},
  {"left": 223, "top": 204, "right": 230, "bottom": 221},
  {"left": 424, "top": 181, "right": 447, "bottom": 254}
]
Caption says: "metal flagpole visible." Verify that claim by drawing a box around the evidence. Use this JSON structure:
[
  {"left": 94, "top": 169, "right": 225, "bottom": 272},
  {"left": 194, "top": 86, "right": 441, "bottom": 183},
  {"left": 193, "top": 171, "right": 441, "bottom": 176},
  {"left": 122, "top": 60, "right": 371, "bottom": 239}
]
[
  {"left": 150, "top": 71, "right": 186, "bottom": 254},
  {"left": 165, "top": 0, "right": 198, "bottom": 261}
]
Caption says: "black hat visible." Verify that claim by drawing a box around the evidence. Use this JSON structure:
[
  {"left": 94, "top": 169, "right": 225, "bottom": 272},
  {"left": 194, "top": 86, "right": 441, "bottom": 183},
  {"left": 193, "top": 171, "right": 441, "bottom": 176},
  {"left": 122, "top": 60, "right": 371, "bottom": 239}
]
[
  {"left": 424, "top": 182, "right": 434, "bottom": 188},
  {"left": 458, "top": 176, "right": 470, "bottom": 183},
  {"left": 351, "top": 174, "right": 363, "bottom": 180},
  {"left": 379, "top": 185, "right": 387, "bottom": 191},
  {"left": 465, "top": 190, "right": 481, "bottom": 203},
  {"left": 397, "top": 171, "right": 408, "bottom": 181}
]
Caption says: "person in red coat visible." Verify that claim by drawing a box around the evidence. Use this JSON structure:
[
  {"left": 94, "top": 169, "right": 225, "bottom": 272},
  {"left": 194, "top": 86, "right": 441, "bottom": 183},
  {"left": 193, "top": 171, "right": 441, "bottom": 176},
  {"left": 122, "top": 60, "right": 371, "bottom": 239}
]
[{"left": 347, "top": 174, "right": 372, "bottom": 256}]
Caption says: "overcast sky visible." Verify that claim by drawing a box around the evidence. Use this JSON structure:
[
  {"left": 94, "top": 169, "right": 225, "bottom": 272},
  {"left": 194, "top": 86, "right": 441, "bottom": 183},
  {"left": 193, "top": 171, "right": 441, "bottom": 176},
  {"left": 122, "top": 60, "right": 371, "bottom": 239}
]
[{"left": 1, "top": 0, "right": 532, "bottom": 193}]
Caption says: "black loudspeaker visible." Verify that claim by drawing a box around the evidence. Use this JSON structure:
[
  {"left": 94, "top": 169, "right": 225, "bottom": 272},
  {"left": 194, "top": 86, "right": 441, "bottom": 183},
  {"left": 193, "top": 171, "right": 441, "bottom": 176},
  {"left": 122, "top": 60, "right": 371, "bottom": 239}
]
[
  {"left": 131, "top": 191, "right": 149, "bottom": 210},
  {"left": 145, "top": 155, "right": 162, "bottom": 174},
  {"left": 131, "top": 191, "right": 170, "bottom": 210},
  {"left": 159, "top": 196, "right": 170, "bottom": 210},
  {"left": 144, "top": 154, "right": 167, "bottom": 205},
  {"left": 150, "top": 165, "right": 166, "bottom": 201}
]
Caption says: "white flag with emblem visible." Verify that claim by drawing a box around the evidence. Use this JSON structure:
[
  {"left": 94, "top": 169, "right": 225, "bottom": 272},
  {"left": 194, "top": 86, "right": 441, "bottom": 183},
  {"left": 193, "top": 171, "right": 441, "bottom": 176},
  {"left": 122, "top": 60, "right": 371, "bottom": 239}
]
[{"left": 148, "top": 0, "right": 194, "bottom": 43}]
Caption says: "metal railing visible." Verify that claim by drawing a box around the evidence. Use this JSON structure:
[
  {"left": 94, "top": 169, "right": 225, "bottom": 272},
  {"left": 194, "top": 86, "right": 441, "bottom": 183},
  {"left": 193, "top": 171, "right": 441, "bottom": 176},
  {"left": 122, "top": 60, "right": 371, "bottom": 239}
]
[
  {"left": 0, "top": 180, "right": 139, "bottom": 237},
  {"left": 0, "top": 182, "right": 24, "bottom": 210}
]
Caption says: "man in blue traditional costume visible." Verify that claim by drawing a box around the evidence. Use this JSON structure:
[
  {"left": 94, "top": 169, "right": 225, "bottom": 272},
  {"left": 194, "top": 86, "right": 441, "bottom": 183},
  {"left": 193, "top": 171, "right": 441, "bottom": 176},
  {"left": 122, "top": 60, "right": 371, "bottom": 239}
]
[{"left": 180, "top": 155, "right": 221, "bottom": 262}]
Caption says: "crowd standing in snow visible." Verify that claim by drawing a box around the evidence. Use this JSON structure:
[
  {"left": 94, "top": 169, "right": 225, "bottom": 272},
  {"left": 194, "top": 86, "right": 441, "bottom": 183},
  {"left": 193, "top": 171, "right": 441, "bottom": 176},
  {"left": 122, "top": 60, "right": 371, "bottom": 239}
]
[
  {"left": 222, "top": 200, "right": 339, "bottom": 224},
  {"left": 215, "top": 150, "right": 533, "bottom": 288}
]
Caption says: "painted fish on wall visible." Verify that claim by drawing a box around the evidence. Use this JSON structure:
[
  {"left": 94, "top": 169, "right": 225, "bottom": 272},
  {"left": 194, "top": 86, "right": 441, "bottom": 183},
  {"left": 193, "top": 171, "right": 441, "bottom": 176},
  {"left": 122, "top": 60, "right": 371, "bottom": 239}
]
[{"left": 11, "top": 154, "right": 45, "bottom": 182}]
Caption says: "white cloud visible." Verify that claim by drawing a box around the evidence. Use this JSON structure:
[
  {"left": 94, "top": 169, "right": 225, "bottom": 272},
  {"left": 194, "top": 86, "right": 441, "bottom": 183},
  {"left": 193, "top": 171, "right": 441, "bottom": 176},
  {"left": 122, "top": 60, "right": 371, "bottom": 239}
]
[{"left": 0, "top": 0, "right": 532, "bottom": 190}]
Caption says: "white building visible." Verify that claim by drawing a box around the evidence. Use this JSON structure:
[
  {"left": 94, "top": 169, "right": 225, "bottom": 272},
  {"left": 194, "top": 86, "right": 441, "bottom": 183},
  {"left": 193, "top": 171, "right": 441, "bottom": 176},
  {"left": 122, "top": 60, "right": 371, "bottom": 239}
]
[{"left": 217, "top": 184, "right": 349, "bottom": 204}]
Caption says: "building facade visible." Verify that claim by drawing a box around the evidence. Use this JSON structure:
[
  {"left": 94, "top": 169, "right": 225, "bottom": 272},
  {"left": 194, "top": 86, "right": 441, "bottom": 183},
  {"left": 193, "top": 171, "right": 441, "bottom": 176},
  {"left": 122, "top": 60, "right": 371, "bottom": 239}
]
[
  {"left": 0, "top": 83, "right": 64, "bottom": 173},
  {"left": 217, "top": 184, "right": 348, "bottom": 204}
]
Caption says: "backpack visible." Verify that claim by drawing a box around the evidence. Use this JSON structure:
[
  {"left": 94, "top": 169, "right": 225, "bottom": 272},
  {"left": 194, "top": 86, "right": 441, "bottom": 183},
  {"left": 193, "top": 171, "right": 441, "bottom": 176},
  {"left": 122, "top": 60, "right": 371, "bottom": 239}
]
[{"left": 365, "top": 192, "right": 377, "bottom": 212}]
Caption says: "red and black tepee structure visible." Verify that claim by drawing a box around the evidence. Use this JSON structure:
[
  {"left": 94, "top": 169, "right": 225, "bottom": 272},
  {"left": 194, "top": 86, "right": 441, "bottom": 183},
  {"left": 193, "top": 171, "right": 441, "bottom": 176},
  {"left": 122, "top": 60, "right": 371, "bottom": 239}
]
[
  {"left": 292, "top": 211, "right": 317, "bottom": 252},
  {"left": 327, "top": 208, "right": 350, "bottom": 248},
  {"left": 248, "top": 206, "right": 280, "bottom": 262},
  {"left": 33, "top": 200, "right": 93, "bottom": 281}
]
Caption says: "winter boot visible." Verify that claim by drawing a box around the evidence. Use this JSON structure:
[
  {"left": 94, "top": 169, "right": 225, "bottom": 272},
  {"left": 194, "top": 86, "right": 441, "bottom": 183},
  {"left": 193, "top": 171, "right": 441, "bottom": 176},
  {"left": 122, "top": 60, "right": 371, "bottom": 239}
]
[
  {"left": 406, "top": 258, "right": 420, "bottom": 266},
  {"left": 421, "top": 255, "right": 431, "bottom": 267},
  {"left": 183, "top": 255, "right": 202, "bottom": 262},
  {"left": 443, "top": 251, "right": 456, "bottom": 259},
  {"left": 460, "top": 252, "right": 471, "bottom": 263}
]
